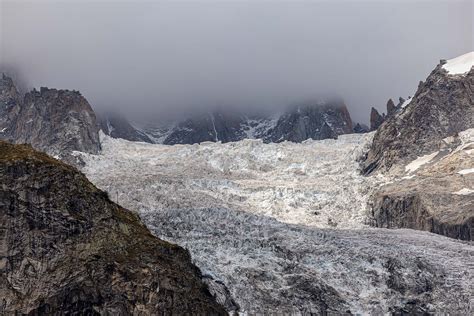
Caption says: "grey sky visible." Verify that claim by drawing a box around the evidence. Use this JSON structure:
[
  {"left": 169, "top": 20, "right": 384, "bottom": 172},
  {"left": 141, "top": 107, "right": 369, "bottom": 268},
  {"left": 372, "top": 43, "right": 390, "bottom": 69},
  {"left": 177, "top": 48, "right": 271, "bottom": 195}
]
[{"left": 1, "top": 0, "right": 472, "bottom": 123}]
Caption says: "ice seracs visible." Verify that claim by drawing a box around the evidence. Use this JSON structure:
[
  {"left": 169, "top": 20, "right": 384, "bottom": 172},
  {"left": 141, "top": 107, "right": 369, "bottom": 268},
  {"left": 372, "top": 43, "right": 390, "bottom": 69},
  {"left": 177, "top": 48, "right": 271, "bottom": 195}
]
[
  {"left": 79, "top": 133, "right": 473, "bottom": 314},
  {"left": 442, "top": 51, "right": 474, "bottom": 75},
  {"left": 82, "top": 132, "right": 381, "bottom": 229}
]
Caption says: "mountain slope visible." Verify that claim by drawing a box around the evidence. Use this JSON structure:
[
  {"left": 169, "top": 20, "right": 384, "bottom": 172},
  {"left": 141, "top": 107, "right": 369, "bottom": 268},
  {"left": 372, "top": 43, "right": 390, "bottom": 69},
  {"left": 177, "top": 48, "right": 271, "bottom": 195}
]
[
  {"left": 0, "top": 74, "right": 101, "bottom": 161},
  {"left": 110, "top": 100, "right": 355, "bottom": 145},
  {"left": 263, "top": 100, "right": 353, "bottom": 142},
  {"left": 364, "top": 52, "right": 474, "bottom": 240},
  {"left": 0, "top": 141, "right": 225, "bottom": 314},
  {"left": 363, "top": 52, "right": 473, "bottom": 174},
  {"left": 0, "top": 74, "right": 22, "bottom": 141},
  {"left": 99, "top": 112, "right": 153, "bottom": 143},
  {"left": 369, "top": 128, "right": 474, "bottom": 240}
]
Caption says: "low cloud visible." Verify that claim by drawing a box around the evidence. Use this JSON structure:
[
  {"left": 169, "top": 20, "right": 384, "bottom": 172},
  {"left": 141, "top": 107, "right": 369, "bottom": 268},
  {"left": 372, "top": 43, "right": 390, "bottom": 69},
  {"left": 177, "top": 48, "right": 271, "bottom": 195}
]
[{"left": 1, "top": 0, "right": 472, "bottom": 123}]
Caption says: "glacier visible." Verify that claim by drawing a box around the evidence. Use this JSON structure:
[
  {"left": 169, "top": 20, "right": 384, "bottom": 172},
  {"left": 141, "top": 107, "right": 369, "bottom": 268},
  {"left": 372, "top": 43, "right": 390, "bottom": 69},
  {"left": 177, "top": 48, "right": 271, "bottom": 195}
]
[{"left": 79, "top": 132, "right": 473, "bottom": 314}]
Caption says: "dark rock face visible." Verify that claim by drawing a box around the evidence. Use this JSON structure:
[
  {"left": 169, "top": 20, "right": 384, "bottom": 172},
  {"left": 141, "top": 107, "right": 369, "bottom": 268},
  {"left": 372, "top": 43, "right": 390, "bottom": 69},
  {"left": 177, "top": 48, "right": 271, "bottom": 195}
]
[
  {"left": 0, "top": 74, "right": 101, "bottom": 160},
  {"left": 353, "top": 123, "right": 369, "bottom": 133},
  {"left": 386, "top": 99, "right": 396, "bottom": 116},
  {"left": 369, "top": 107, "right": 385, "bottom": 131},
  {"left": 0, "top": 74, "right": 22, "bottom": 141},
  {"left": 15, "top": 87, "right": 101, "bottom": 158},
  {"left": 99, "top": 112, "right": 153, "bottom": 143},
  {"left": 371, "top": 185, "right": 473, "bottom": 241},
  {"left": 139, "top": 101, "right": 354, "bottom": 145},
  {"left": 0, "top": 141, "right": 226, "bottom": 314},
  {"left": 263, "top": 101, "right": 353, "bottom": 143},
  {"left": 164, "top": 111, "right": 248, "bottom": 145},
  {"left": 363, "top": 63, "right": 473, "bottom": 174}
]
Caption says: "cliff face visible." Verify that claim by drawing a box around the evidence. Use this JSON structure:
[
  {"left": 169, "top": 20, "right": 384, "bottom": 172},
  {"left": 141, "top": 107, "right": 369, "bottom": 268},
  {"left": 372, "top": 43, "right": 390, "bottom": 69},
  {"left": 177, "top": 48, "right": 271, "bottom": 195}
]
[
  {"left": 263, "top": 101, "right": 353, "bottom": 143},
  {"left": 0, "top": 74, "right": 101, "bottom": 161},
  {"left": 163, "top": 111, "right": 249, "bottom": 145},
  {"left": 0, "top": 141, "right": 225, "bottom": 314},
  {"left": 0, "top": 74, "right": 22, "bottom": 141},
  {"left": 15, "top": 87, "right": 101, "bottom": 158},
  {"left": 135, "top": 101, "right": 354, "bottom": 145},
  {"left": 363, "top": 59, "right": 473, "bottom": 174}
]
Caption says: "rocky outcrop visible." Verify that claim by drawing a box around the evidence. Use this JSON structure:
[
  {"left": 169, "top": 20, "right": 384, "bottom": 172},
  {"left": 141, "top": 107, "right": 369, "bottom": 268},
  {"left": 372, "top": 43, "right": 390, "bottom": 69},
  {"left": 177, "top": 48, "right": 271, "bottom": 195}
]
[
  {"left": 363, "top": 57, "right": 473, "bottom": 174},
  {"left": 371, "top": 191, "right": 473, "bottom": 240},
  {"left": 15, "top": 87, "right": 101, "bottom": 159},
  {"left": 369, "top": 107, "right": 385, "bottom": 131},
  {"left": 0, "top": 74, "right": 22, "bottom": 141},
  {"left": 386, "top": 98, "right": 396, "bottom": 116},
  {"left": 0, "top": 140, "right": 225, "bottom": 314},
  {"left": 370, "top": 161, "right": 474, "bottom": 241},
  {"left": 365, "top": 52, "right": 474, "bottom": 240},
  {"left": 368, "top": 127, "right": 474, "bottom": 240},
  {"left": 353, "top": 123, "right": 369, "bottom": 133},
  {"left": 263, "top": 100, "right": 353, "bottom": 143},
  {"left": 99, "top": 112, "right": 153, "bottom": 143},
  {"left": 0, "top": 74, "right": 101, "bottom": 161}
]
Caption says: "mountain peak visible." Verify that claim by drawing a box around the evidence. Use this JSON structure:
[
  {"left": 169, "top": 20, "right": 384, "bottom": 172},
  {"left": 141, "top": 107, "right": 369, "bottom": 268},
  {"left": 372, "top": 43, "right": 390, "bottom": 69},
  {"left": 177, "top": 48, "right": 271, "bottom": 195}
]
[{"left": 442, "top": 51, "right": 474, "bottom": 75}]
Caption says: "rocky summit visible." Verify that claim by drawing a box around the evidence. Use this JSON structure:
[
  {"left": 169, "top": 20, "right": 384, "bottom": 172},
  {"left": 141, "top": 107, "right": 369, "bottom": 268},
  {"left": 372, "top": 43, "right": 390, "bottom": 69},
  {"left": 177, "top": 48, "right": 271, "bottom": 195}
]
[
  {"left": 0, "top": 74, "right": 101, "bottom": 162},
  {"left": 0, "top": 140, "right": 225, "bottom": 314},
  {"left": 364, "top": 52, "right": 474, "bottom": 240},
  {"left": 363, "top": 55, "right": 473, "bottom": 174},
  {"left": 0, "top": 74, "right": 22, "bottom": 141}
]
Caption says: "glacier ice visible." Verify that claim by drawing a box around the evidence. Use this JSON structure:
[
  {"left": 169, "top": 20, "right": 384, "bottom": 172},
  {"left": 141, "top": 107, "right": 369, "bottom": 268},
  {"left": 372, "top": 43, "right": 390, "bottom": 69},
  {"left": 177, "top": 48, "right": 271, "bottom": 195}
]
[{"left": 79, "top": 132, "right": 473, "bottom": 314}]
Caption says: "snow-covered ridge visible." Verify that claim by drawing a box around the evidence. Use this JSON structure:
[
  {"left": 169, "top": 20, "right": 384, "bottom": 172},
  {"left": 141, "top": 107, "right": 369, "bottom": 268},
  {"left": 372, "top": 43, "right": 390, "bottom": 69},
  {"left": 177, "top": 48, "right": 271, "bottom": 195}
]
[{"left": 442, "top": 51, "right": 474, "bottom": 75}]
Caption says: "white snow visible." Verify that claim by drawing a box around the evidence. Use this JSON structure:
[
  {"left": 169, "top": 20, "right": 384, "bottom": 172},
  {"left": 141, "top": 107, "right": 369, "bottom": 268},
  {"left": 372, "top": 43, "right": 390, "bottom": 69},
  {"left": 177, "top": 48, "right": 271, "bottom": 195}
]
[
  {"left": 405, "top": 151, "right": 439, "bottom": 173},
  {"left": 442, "top": 51, "right": 474, "bottom": 75},
  {"left": 400, "top": 97, "right": 412, "bottom": 108},
  {"left": 453, "top": 188, "right": 474, "bottom": 195},
  {"left": 458, "top": 168, "right": 474, "bottom": 175},
  {"left": 0, "top": 127, "right": 7, "bottom": 133},
  {"left": 82, "top": 132, "right": 381, "bottom": 229}
]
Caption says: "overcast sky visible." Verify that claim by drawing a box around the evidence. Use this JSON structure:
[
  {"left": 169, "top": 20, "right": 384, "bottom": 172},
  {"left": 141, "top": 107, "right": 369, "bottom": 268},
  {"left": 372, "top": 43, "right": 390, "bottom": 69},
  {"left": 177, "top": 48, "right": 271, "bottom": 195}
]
[{"left": 1, "top": 0, "right": 472, "bottom": 123}]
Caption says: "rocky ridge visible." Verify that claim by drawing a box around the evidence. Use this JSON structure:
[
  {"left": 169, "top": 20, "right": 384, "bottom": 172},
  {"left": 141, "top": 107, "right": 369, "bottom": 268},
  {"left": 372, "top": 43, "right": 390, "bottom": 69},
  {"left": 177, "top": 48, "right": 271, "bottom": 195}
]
[
  {"left": 0, "top": 74, "right": 101, "bottom": 162},
  {"left": 364, "top": 54, "right": 473, "bottom": 174},
  {"left": 0, "top": 140, "right": 225, "bottom": 314},
  {"left": 103, "top": 100, "right": 355, "bottom": 145},
  {"left": 364, "top": 52, "right": 474, "bottom": 240}
]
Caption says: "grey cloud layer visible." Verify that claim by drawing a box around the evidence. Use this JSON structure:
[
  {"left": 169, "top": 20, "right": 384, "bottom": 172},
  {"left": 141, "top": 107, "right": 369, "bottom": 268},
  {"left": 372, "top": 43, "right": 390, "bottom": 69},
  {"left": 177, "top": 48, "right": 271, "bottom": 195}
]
[{"left": 1, "top": 0, "right": 472, "bottom": 123}]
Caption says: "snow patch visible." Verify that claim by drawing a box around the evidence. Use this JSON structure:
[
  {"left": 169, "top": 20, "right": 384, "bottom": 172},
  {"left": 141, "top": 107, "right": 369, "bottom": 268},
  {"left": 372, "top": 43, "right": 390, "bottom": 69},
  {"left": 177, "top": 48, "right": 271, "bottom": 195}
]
[
  {"left": 458, "top": 168, "right": 474, "bottom": 175},
  {"left": 442, "top": 51, "right": 474, "bottom": 75},
  {"left": 405, "top": 151, "right": 439, "bottom": 173},
  {"left": 400, "top": 97, "right": 412, "bottom": 108},
  {"left": 453, "top": 188, "right": 474, "bottom": 195}
]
